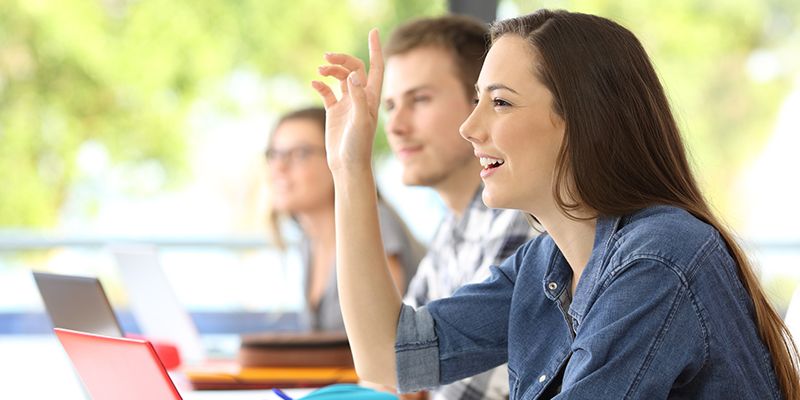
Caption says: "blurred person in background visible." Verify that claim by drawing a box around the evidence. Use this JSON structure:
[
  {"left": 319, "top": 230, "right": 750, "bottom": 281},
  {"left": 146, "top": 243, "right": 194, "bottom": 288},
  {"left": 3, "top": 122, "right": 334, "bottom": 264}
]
[
  {"left": 265, "top": 106, "right": 423, "bottom": 332},
  {"left": 373, "top": 16, "right": 538, "bottom": 400}
]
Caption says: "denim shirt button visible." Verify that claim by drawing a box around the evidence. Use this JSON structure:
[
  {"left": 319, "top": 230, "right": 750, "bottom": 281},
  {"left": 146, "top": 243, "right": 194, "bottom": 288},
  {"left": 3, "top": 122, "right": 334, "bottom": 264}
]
[
  {"left": 547, "top": 282, "right": 558, "bottom": 291},
  {"left": 538, "top": 374, "right": 547, "bottom": 383}
]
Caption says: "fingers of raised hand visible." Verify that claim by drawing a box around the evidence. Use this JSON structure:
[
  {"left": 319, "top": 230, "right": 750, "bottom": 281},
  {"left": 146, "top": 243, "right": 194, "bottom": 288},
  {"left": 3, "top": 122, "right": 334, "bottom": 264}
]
[
  {"left": 318, "top": 65, "right": 351, "bottom": 81},
  {"left": 311, "top": 80, "right": 336, "bottom": 109},
  {"left": 315, "top": 30, "right": 382, "bottom": 112},
  {"left": 318, "top": 65, "right": 352, "bottom": 95},
  {"left": 367, "top": 29, "right": 384, "bottom": 90},
  {"left": 324, "top": 52, "right": 365, "bottom": 74},
  {"left": 324, "top": 53, "right": 367, "bottom": 87},
  {"left": 346, "top": 71, "right": 367, "bottom": 108}
]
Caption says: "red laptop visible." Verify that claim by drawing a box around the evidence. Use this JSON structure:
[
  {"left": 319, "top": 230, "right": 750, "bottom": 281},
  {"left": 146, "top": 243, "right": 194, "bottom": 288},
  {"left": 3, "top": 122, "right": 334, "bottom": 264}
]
[{"left": 54, "top": 328, "right": 183, "bottom": 400}]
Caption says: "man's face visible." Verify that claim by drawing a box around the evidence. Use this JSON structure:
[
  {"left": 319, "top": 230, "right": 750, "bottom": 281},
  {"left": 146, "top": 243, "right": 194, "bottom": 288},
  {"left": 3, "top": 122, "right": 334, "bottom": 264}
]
[{"left": 383, "top": 46, "right": 478, "bottom": 188}]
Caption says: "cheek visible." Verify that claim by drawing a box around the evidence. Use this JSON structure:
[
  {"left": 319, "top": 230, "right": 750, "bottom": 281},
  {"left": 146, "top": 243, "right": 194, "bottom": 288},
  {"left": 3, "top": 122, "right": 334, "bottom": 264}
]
[
  {"left": 307, "top": 169, "right": 334, "bottom": 191},
  {"left": 494, "top": 122, "right": 527, "bottom": 156},
  {"left": 426, "top": 101, "right": 471, "bottom": 137},
  {"left": 434, "top": 116, "right": 474, "bottom": 150},
  {"left": 387, "top": 134, "right": 403, "bottom": 151}
]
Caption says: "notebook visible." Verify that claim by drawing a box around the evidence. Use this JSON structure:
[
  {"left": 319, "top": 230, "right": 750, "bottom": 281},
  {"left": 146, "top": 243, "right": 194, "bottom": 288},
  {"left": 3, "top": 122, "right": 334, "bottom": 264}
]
[
  {"left": 54, "top": 327, "right": 183, "bottom": 400},
  {"left": 111, "top": 244, "right": 206, "bottom": 363},
  {"left": 238, "top": 331, "right": 353, "bottom": 368},
  {"left": 32, "top": 272, "right": 124, "bottom": 338},
  {"left": 181, "top": 325, "right": 358, "bottom": 390}
]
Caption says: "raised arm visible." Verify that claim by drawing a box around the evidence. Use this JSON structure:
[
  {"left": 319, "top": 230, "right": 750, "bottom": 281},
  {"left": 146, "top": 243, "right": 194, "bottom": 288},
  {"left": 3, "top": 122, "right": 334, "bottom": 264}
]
[{"left": 312, "top": 29, "right": 400, "bottom": 387}]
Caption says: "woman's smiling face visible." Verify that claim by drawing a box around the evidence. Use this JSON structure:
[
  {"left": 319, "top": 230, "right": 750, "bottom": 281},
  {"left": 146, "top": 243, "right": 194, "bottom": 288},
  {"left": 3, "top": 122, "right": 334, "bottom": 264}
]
[{"left": 460, "top": 34, "right": 566, "bottom": 215}]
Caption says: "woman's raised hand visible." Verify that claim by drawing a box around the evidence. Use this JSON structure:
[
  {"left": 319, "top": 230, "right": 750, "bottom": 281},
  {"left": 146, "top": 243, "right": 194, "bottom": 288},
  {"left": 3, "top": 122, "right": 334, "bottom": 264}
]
[{"left": 312, "top": 29, "right": 384, "bottom": 175}]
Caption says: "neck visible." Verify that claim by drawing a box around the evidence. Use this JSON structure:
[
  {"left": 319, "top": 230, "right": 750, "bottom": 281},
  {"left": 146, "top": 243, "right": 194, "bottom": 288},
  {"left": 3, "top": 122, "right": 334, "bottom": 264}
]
[
  {"left": 295, "top": 205, "right": 336, "bottom": 255},
  {"left": 537, "top": 205, "right": 597, "bottom": 295},
  {"left": 434, "top": 162, "right": 483, "bottom": 217}
]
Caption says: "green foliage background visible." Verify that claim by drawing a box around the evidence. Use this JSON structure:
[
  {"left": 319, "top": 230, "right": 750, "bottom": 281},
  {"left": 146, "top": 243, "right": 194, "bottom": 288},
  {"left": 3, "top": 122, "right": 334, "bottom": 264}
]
[
  {"left": 1, "top": 0, "right": 798, "bottom": 228},
  {"left": 0, "top": 0, "right": 444, "bottom": 227}
]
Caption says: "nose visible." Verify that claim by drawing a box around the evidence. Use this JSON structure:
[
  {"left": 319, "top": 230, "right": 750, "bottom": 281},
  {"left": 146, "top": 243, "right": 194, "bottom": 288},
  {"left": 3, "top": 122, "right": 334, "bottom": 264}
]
[
  {"left": 459, "top": 103, "right": 487, "bottom": 144},
  {"left": 269, "top": 155, "right": 291, "bottom": 173},
  {"left": 385, "top": 103, "right": 410, "bottom": 137}
]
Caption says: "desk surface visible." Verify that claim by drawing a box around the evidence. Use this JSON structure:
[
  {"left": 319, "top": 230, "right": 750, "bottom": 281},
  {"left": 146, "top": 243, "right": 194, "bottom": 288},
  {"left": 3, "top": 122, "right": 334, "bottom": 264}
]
[{"left": 0, "top": 334, "right": 312, "bottom": 399}]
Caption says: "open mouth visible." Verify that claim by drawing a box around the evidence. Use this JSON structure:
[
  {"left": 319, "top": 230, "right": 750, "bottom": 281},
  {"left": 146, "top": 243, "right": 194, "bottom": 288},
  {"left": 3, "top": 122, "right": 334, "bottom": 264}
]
[{"left": 479, "top": 156, "right": 505, "bottom": 170}]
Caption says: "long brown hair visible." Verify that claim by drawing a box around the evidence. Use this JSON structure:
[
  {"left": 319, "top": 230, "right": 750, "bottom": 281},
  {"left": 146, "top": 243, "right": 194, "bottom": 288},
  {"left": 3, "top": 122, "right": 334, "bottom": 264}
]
[{"left": 491, "top": 9, "right": 799, "bottom": 398}]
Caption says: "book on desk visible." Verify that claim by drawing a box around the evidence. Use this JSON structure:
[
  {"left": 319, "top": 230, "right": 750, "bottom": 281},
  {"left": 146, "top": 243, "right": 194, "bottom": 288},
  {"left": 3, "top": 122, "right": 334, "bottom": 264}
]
[{"left": 183, "top": 330, "right": 357, "bottom": 390}]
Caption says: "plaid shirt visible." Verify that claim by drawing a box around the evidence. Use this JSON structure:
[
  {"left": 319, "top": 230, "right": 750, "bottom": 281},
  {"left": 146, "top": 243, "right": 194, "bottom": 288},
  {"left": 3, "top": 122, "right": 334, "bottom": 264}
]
[{"left": 404, "top": 186, "right": 536, "bottom": 400}]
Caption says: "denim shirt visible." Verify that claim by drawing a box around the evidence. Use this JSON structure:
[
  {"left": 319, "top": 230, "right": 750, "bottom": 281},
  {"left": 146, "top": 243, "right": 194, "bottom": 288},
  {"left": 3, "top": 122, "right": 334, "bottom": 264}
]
[{"left": 395, "top": 206, "right": 782, "bottom": 399}]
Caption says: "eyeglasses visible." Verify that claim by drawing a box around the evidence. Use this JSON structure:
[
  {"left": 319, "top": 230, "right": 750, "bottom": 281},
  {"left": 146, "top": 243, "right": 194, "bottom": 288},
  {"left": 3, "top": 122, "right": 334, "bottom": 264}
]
[{"left": 265, "top": 145, "right": 326, "bottom": 165}]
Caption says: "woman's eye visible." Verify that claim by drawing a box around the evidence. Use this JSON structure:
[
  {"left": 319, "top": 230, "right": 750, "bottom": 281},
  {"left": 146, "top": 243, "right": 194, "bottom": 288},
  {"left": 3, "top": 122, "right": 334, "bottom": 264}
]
[
  {"left": 412, "top": 95, "right": 430, "bottom": 103},
  {"left": 493, "top": 98, "right": 511, "bottom": 107}
]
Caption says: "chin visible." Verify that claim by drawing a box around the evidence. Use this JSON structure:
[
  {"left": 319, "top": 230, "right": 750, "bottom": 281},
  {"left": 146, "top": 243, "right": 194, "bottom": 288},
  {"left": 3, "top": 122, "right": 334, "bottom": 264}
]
[
  {"left": 401, "top": 173, "right": 421, "bottom": 186},
  {"left": 480, "top": 190, "right": 503, "bottom": 209},
  {"left": 482, "top": 187, "right": 524, "bottom": 211},
  {"left": 402, "top": 170, "right": 437, "bottom": 188},
  {"left": 272, "top": 204, "right": 292, "bottom": 214}
]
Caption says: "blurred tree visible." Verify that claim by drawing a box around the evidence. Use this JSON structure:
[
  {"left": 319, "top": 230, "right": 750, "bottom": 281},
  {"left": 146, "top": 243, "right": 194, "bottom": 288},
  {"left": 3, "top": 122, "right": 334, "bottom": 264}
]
[
  {"left": 4, "top": 0, "right": 796, "bottom": 228},
  {"left": 0, "top": 0, "right": 445, "bottom": 228}
]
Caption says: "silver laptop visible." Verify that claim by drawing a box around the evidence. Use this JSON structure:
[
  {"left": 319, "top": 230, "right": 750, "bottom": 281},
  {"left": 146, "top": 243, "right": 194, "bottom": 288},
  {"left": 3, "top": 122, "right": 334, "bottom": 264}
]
[
  {"left": 32, "top": 271, "right": 124, "bottom": 338},
  {"left": 110, "top": 245, "right": 206, "bottom": 363}
]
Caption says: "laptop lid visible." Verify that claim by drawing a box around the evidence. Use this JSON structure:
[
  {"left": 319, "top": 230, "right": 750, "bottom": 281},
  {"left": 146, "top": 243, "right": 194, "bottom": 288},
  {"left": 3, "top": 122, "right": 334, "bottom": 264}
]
[
  {"left": 33, "top": 272, "right": 124, "bottom": 338},
  {"left": 111, "top": 245, "right": 206, "bottom": 362},
  {"left": 54, "top": 328, "right": 183, "bottom": 400}
]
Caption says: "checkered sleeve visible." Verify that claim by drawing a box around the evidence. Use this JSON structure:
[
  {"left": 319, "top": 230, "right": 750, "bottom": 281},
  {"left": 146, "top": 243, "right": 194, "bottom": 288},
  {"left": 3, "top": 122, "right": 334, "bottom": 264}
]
[
  {"left": 436, "top": 209, "right": 533, "bottom": 400},
  {"left": 468, "top": 209, "right": 536, "bottom": 284},
  {"left": 402, "top": 195, "right": 535, "bottom": 400},
  {"left": 487, "top": 210, "right": 536, "bottom": 266}
]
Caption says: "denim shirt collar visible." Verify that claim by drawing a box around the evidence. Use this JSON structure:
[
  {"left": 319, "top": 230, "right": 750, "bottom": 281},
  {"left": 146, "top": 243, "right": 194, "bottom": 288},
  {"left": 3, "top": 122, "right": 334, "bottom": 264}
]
[{"left": 541, "top": 214, "right": 623, "bottom": 322}]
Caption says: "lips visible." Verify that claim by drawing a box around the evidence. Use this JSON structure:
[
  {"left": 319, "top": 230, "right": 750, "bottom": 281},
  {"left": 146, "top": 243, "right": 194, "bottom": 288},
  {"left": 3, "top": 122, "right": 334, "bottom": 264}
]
[
  {"left": 475, "top": 151, "right": 505, "bottom": 179},
  {"left": 478, "top": 156, "right": 505, "bottom": 170},
  {"left": 395, "top": 145, "right": 423, "bottom": 161}
]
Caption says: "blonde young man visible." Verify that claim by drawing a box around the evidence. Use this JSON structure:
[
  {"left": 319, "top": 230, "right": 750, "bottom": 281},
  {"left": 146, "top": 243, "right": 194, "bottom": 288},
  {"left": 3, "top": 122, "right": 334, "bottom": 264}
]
[{"left": 381, "top": 16, "right": 535, "bottom": 400}]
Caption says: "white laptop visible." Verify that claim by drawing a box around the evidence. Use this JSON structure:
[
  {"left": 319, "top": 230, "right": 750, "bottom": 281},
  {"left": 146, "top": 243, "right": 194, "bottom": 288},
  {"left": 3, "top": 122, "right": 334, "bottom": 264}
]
[{"left": 111, "top": 245, "right": 206, "bottom": 363}]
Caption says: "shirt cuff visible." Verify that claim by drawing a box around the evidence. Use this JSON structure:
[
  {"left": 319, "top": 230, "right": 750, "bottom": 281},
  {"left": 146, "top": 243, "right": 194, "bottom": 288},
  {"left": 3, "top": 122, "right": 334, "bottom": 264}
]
[{"left": 395, "top": 303, "right": 440, "bottom": 393}]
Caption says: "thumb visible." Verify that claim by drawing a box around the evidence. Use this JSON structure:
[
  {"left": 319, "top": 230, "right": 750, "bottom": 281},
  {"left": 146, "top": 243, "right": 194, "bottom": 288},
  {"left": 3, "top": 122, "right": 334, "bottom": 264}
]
[{"left": 347, "top": 71, "right": 368, "bottom": 112}]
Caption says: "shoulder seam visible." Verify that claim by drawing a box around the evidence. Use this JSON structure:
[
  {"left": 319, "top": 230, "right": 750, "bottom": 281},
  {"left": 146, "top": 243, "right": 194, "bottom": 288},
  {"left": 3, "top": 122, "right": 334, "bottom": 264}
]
[{"left": 604, "top": 254, "right": 688, "bottom": 289}]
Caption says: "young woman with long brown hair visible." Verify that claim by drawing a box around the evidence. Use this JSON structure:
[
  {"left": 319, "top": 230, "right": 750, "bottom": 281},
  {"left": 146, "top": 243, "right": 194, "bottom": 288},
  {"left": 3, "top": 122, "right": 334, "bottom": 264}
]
[{"left": 312, "top": 9, "right": 799, "bottom": 399}]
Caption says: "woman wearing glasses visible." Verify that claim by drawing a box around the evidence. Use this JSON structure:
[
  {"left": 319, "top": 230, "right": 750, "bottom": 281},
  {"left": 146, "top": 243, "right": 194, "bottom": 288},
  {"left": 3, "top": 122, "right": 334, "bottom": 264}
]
[{"left": 265, "top": 107, "right": 423, "bottom": 332}]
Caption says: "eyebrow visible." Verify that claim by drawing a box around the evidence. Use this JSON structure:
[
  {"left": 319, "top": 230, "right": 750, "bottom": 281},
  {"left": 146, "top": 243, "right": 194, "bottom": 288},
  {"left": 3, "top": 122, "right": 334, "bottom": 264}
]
[
  {"left": 384, "top": 85, "right": 434, "bottom": 106},
  {"left": 474, "top": 83, "right": 520, "bottom": 95}
]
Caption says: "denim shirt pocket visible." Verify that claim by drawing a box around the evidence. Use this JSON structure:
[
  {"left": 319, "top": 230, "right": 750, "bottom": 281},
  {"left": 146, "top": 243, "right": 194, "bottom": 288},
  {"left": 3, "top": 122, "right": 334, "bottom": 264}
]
[{"left": 508, "top": 365, "right": 521, "bottom": 400}]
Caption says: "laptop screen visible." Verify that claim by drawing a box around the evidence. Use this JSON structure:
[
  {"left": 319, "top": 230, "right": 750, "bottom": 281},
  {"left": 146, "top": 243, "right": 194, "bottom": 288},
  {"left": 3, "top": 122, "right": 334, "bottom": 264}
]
[
  {"left": 111, "top": 245, "right": 206, "bottom": 363},
  {"left": 55, "top": 328, "right": 182, "bottom": 400},
  {"left": 33, "top": 272, "right": 124, "bottom": 338}
]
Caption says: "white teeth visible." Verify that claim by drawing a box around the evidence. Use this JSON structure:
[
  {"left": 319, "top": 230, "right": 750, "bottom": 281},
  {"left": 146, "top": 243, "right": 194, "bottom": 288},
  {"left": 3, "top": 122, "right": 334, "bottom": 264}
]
[{"left": 479, "top": 157, "right": 505, "bottom": 168}]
